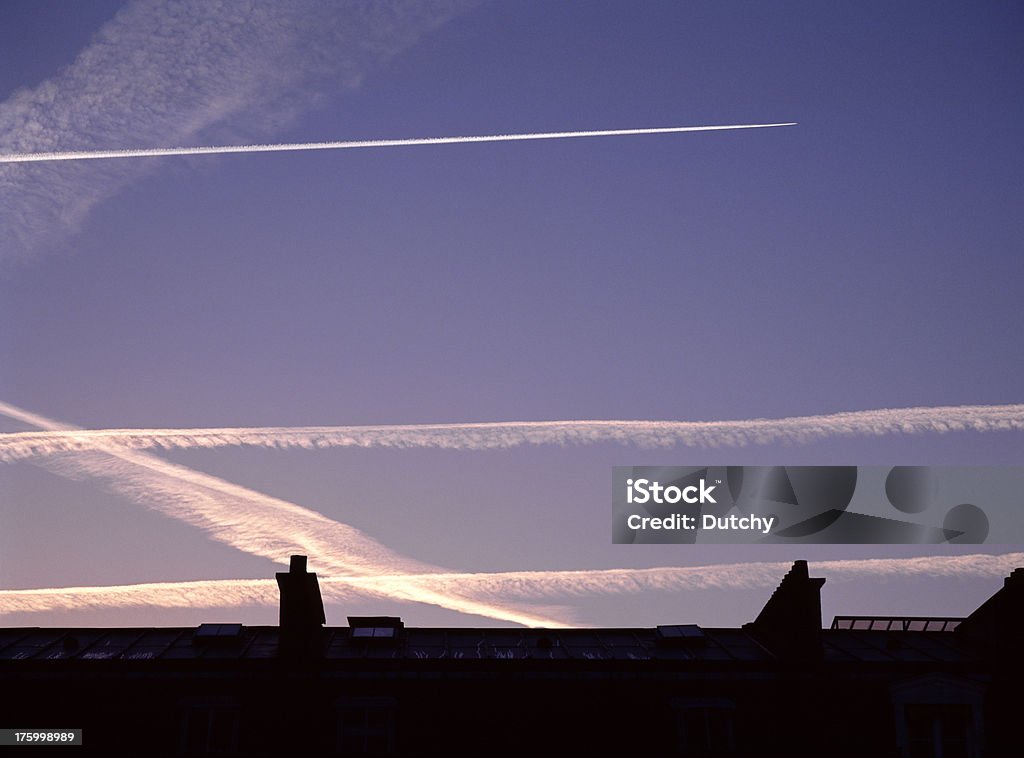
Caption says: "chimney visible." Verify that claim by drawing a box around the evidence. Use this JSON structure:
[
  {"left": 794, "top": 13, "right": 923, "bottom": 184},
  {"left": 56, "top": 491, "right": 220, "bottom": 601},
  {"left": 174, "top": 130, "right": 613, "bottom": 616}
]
[
  {"left": 745, "top": 560, "right": 825, "bottom": 660},
  {"left": 276, "top": 555, "right": 326, "bottom": 657},
  {"left": 956, "top": 567, "right": 1024, "bottom": 661}
]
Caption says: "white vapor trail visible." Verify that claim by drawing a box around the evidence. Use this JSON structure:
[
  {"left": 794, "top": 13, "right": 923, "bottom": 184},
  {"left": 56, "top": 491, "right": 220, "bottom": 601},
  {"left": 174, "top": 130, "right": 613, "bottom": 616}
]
[
  {"left": 3, "top": 554, "right": 1019, "bottom": 615},
  {"left": 0, "top": 0, "right": 475, "bottom": 260},
  {"left": 0, "top": 401, "right": 565, "bottom": 627},
  {"left": 4, "top": 398, "right": 1020, "bottom": 625},
  {"left": 1, "top": 403, "right": 1021, "bottom": 463},
  {"left": 0, "top": 123, "right": 795, "bottom": 165}
]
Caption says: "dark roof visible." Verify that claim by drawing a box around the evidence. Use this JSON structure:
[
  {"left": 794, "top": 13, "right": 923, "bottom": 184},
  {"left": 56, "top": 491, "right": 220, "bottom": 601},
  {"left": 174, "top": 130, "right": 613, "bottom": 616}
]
[
  {"left": 0, "top": 624, "right": 969, "bottom": 665},
  {"left": 821, "top": 629, "right": 968, "bottom": 664}
]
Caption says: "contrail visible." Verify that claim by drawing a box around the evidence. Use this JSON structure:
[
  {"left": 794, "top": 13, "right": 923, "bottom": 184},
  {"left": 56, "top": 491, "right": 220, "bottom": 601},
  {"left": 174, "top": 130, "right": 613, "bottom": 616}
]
[
  {"left": 5, "top": 398, "right": 1019, "bottom": 625},
  {"left": 1, "top": 403, "right": 1021, "bottom": 463},
  {"left": 0, "top": 0, "right": 477, "bottom": 260},
  {"left": 4, "top": 554, "right": 1019, "bottom": 616},
  {"left": 0, "top": 123, "right": 795, "bottom": 164},
  {"left": 0, "top": 401, "right": 565, "bottom": 627}
]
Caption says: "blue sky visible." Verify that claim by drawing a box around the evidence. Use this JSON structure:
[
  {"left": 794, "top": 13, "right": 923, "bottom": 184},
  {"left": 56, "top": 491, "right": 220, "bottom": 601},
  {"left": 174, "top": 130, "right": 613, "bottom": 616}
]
[{"left": 1, "top": 0, "right": 1022, "bottom": 628}]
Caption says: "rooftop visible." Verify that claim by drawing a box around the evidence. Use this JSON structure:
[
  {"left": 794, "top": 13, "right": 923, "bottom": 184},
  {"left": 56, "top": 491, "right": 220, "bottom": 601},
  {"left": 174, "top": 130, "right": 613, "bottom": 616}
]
[{"left": 0, "top": 622, "right": 974, "bottom": 665}]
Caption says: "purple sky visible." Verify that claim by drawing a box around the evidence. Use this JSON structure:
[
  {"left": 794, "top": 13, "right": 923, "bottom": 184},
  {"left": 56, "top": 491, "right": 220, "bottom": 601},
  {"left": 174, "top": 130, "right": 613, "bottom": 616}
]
[{"left": 1, "top": 0, "right": 1023, "bottom": 629}]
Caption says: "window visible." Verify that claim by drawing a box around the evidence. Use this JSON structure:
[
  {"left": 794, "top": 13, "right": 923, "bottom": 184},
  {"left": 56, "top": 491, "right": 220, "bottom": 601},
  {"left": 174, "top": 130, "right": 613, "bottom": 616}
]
[
  {"left": 351, "top": 626, "right": 396, "bottom": 639},
  {"left": 336, "top": 696, "right": 396, "bottom": 755},
  {"left": 671, "top": 698, "right": 736, "bottom": 756},
  {"left": 194, "top": 623, "right": 242, "bottom": 640},
  {"left": 905, "top": 704, "right": 972, "bottom": 758},
  {"left": 890, "top": 674, "right": 983, "bottom": 758},
  {"left": 347, "top": 616, "right": 403, "bottom": 645},
  {"left": 178, "top": 699, "right": 240, "bottom": 756}
]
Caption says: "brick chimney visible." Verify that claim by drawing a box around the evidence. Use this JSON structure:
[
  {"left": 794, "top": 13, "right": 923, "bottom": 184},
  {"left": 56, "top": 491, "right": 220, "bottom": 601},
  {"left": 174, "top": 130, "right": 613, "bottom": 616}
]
[
  {"left": 746, "top": 560, "right": 825, "bottom": 660},
  {"left": 956, "top": 567, "right": 1024, "bottom": 661},
  {"left": 276, "top": 555, "right": 326, "bottom": 657}
]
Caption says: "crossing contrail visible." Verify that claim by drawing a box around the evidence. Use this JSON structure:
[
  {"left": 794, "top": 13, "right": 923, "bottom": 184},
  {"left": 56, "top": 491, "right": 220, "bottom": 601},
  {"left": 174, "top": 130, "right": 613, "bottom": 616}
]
[
  {"left": 0, "top": 123, "right": 796, "bottom": 164},
  {"left": 4, "top": 399, "right": 1019, "bottom": 625},
  {"left": 3, "top": 554, "right": 1019, "bottom": 616},
  {"left": 1, "top": 403, "right": 1021, "bottom": 463},
  {"left": 0, "top": 401, "right": 566, "bottom": 627}
]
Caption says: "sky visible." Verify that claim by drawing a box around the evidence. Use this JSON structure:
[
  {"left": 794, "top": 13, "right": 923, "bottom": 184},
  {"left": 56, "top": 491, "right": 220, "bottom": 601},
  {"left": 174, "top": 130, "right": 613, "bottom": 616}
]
[{"left": 1, "top": 0, "right": 1022, "bottom": 630}]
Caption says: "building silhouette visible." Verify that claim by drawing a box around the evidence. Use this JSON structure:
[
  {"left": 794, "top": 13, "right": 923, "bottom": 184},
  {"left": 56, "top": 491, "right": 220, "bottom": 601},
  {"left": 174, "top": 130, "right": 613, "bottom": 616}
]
[{"left": 2, "top": 557, "right": 1021, "bottom": 756}]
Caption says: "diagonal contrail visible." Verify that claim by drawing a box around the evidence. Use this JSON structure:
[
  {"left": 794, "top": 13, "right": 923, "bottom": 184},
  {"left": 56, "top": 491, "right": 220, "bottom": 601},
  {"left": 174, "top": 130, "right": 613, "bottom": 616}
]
[
  {"left": 0, "top": 123, "right": 796, "bottom": 164},
  {"left": 3, "top": 553, "right": 1019, "bottom": 615},
  {"left": 1, "top": 403, "right": 1021, "bottom": 462},
  {"left": 0, "top": 401, "right": 565, "bottom": 627},
  {"left": 5, "top": 399, "right": 1019, "bottom": 625}
]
